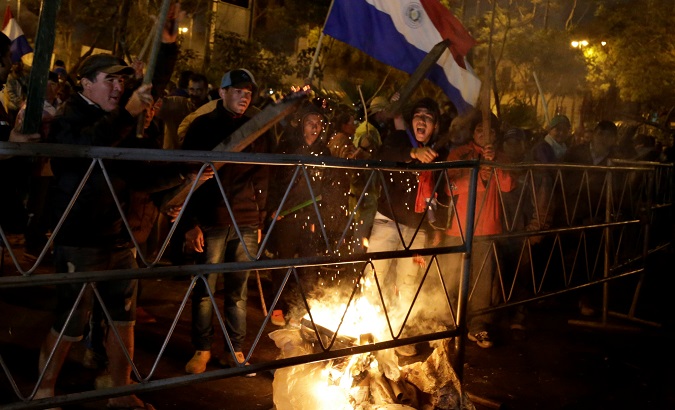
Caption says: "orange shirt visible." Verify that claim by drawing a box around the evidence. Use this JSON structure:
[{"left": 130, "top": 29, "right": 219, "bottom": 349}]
[{"left": 445, "top": 141, "right": 515, "bottom": 237}]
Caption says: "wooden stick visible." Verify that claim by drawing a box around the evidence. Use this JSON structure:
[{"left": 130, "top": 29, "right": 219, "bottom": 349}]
[
  {"left": 21, "top": 0, "right": 61, "bottom": 135},
  {"left": 136, "top": 0, "right": 172, "bottom": 137},
  {"left": 255, "top": 270, "right": 267, "bottom": 317},
  {"left": 161, "top": 92, "right": 307, "bottom": 211},
  {"left": 387, "top": 39, "right": 450, "bottom": 115}
]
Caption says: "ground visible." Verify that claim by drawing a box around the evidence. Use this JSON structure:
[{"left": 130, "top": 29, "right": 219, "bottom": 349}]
[{"left": 1, "top": 235, "right": 673, "bottom": 410}]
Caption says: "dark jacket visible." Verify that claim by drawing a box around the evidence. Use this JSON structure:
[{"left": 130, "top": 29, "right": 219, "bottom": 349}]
[
  {"left": 375, "top": 129, "right": 449, "bottom": 229},
  {"left": 181, "top": 102, "right": 270, "bottom": 229},
  {"left": 49, "top": 93, "right": 138, "bottom": 246},
  {"left": 268, "top": 129, "right": 332, "bottom": 219}
]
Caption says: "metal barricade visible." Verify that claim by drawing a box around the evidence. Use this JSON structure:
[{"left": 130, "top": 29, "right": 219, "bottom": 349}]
[{"left": 0, "top": 141, "right": 671, "bottom": 409}]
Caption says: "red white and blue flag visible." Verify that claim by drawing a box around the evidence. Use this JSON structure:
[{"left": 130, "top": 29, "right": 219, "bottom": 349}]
[
  {"left": 324, "top": 0, "right": 481, "bottom": 113},
  {"left": 2, "top": 6, "right": 33, "bottom": 63}
]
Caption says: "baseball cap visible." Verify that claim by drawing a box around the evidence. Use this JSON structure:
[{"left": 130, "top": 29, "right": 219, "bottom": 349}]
[
  {"left": 77, "top": 54, "right": 135, "bottom": 80},
  {"left": 503, "top": 127, "right": 526, "bottom": 141},
  {"left": 549, "top": 114, "right": 571, "bottom": 130},
  {"left": 220, "top": 68, "right": 257, "bottom": 93}
]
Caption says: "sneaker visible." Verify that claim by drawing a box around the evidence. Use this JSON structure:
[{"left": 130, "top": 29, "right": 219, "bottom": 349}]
[
  {"left": 468, "top": 331, "right": 494, "bottom": 348},
  {"left": 185, "top": 350, "right": 211, "bottom": 374},
  {"left": 219, "top": 351, "right": 256, "bottom": 377},
  {"left": 394, "top": 344, "right": 418, "bottom": 357},
  {"left": 270, "top": 309, "right": 286, "bottom": 327}
]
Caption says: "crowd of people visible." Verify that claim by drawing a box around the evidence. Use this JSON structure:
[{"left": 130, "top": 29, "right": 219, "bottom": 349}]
[{"left": 1, "top": 10, "right": 674, "bottom": 409}]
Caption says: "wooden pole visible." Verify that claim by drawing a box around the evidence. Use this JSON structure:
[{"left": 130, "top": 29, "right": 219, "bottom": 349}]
[
  {"left": 21, "top": 0, "right": 61, "bottom": 135},
  {"left": 161, "top": 93, "right": 307, "bottom": 210},
  {"left": 136, "top": 0, "right": 172, "bottom": 137},
  {"left": 387, "top": 39, "right": 450, "bottom": 115}
]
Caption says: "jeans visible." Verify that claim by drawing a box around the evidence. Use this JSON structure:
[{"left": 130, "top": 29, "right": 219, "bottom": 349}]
[
  {"left": 366, "top": 216, "right": 428, "bottom": 324},
  {"left": 191, "top": 225, "right": 258, "bottom": 352}
]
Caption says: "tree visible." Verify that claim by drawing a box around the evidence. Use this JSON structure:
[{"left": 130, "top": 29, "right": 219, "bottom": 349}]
[{"left": 591, "top": 0, "right": 675, "bottom": 110}]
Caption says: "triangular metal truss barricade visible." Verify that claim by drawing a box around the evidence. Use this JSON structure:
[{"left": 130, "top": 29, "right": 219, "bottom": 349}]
[{"left": 0, "top": 142, "right": 672, "bottom": 409}]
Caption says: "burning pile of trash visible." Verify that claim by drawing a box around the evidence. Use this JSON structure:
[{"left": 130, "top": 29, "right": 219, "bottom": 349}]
[{"left": 269, "top": 294, "right": 474, "bottom": 410}]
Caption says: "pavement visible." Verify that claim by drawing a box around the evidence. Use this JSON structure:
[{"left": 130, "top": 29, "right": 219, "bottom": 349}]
[{"left": 1, "top": 234, "right": 674, "bottom": 410}]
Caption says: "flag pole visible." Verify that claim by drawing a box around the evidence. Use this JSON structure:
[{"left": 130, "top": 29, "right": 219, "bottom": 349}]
[{"left": 307, "top": 0, "right": 336, "bottom": 84}]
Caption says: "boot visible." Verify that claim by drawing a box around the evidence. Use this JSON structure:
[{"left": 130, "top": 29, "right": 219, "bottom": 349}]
[{"left": 185, "top": 350, "right": 211, "bottom": 374}]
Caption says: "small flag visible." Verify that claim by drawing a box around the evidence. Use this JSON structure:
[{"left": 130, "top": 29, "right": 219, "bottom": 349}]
[
  {"left": 2, "top": 6, "right": 33, "bottom": 64},
  {"left": 324, "top": 0, "right": 481, "bottom": 113}
]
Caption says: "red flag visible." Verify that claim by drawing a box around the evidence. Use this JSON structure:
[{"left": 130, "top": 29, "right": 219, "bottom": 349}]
[{"left": 3, "top": 6, "right": 12, "bottom": 31}]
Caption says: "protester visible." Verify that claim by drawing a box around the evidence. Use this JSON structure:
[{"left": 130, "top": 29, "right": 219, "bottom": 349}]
[
  {"left": 265, "top": 101, "right": 332, "bottom": 326},
  {"left": 35, "top": 54, "right": 156, "bottom": 410},
  {"left": 5, "top": 59, "right": 30, "bottom": 125},
  {"left": 350, "top": 96, "right": 392, "bottom": 252},
  {"left": 442, "top": 113, "right": 514, "bottom": 348},
  {"left": 22, "top": 71, "right": 60, "bottom": 260},
  {"left": 156, "top": 73, "right": 209, "bottom": 149},
  {"left": 364, "top": 96, "right": 447, "bottom": 357},
  {"left": 179, "top": 68, "right": 269, "bottom": 376},
  {"left": 0, "top": 32, "right": 39, "bottom": 247},
  {"left": 325, "top": 104, "right": 362, "bottom": 251},
  {"left": 531, "top": 114, "right": 571, "bottom": 163}
]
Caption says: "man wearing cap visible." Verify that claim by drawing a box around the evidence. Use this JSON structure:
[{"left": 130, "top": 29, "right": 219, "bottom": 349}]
[
  {"left": 36, "top": 53, "right": 156, "bottom": 410},
  {"left": 532, "top": 114, "right": 571, "bottom": 163},
  {"left": 179, "top": 68, "right": 269, "bottom": 375},
  {"left": 526, "top": 114, "right": 572, "bottom": 234}
]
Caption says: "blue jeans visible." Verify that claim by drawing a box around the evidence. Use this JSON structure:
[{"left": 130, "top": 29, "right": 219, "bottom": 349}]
[{"left": 191, "top": 225, "right": 258, "bottom": 352}]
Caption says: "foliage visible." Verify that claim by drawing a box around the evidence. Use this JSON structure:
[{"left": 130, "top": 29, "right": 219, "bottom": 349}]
[
  {"left": 208, "top": 31, "right": 296, "bottom": 92},
  {"left": 500, "top": 98, "right": 540, "bottom": 130},
  {"left": 253, "top": 0, "right": 330, "bottom": 54},
  {"left": 470, "top": 1, "right": 587, "bottom": 124},
  {"left": 591, "top": 0, "right": 675, "bottom": 109}
]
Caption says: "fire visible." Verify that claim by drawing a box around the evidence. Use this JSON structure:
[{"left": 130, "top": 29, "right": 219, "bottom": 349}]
[{"left": 303, "top": 278, "right": 386, "bottom": 341}]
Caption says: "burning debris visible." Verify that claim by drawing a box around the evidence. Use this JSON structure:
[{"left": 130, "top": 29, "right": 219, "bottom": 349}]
[{"left": 269, "top": 293, "right": 474, "bottom": 410}]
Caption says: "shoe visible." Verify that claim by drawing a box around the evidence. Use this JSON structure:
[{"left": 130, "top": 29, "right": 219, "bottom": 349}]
[
  {"left": 219, "top": 351, "right": 256, "bottom": 377},
  {"left": 468, "top": 331, "right": 494, "bottom": 348},
  {"left": 510, "top": 322, "right": 526, "bottom": 331},
  {"left": 578, "top": 299, "right": 596, "bottom": 316},
  {"left": 271, "top": 309, "right": 286, "bottom": 326},
  {"left": 185, "top": 350, "right": 211, "bottom": 374},
  {"left": 95, "top": 373, "right": 113, "bottom": 390},
  {"left": 394, "top": 344, "right": 418, "bottom": 357},
  {"left": 135, "top": 307, "right": 157, "bottom": 324}
]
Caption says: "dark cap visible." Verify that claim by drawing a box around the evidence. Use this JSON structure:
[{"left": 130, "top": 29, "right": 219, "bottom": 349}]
[
  {"left": 549, "top": 114, "right": 571, "bottom": 130},
  {"left": 220, "top": 68, "right": 257, "bottom": 92},
  {"left": 77, "top": 54, "right": 135, "bottom": 80},
  {"left": 503, "top": 127, "right": 526, "bottom": 141}
]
